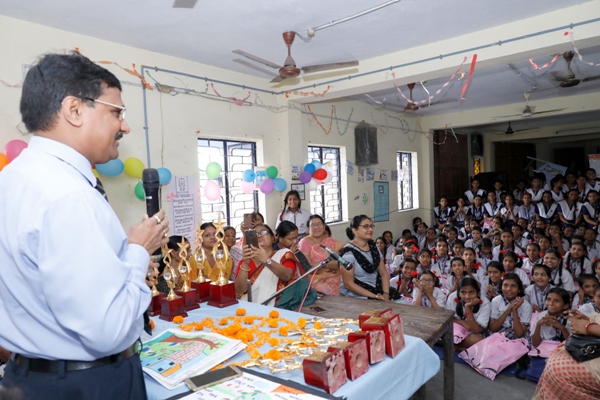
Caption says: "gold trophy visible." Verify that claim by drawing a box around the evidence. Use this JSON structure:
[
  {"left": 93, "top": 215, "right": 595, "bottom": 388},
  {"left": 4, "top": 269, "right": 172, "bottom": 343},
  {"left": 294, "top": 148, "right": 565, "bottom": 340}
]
[
  {"left": 147, "top": 251, "right": 165, "bottom": 316},
  {"left": 159, "top": 245, "right": 188, "bottom": 321},
  {"left": 207, "top": 214, "right": 238, "bottom": 308},
  {"left": 192, "top": 229, "right": 211, "bottom": 302},
  {"left": 175, "top": 237, "right": 199, "bottom": 311}
]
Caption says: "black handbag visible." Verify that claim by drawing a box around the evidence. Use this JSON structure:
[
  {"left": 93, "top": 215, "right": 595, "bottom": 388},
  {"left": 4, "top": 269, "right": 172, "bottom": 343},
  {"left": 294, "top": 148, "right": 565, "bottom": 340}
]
[{"left": 565, "top": 334, "right": 600, "bottom": 362}]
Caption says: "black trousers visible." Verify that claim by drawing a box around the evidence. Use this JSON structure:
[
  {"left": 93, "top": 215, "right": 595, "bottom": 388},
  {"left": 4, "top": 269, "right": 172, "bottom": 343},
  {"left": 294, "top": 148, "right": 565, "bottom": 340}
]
[{"left": 3, "top": 354, "right": 147, "bottom": 400}]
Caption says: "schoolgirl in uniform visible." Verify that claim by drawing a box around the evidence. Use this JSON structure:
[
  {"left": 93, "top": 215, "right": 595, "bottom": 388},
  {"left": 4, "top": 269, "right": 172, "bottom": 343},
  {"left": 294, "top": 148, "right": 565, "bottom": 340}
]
[
  {"left": 452, "top": 240, "right": 465, "bottom": 259},
  {"left": 585, "top": 168, "right": 600, "bottom": 192},
  {"left": 423, "top": 228, "right": 437, "bottom": 251},
  {"left": 477, "top": 239, "right": 494, "bottom": 274},
  {"left": 557, "top": 189, "right": 583, "bottom": 228},
  {"left": 445, "top": 257, "right": 470, "bottom": 293},
  {"left": 578, "top": 285, "right": 600, "bottom": 316},
  {"left": 434, "top": 197, "right": 451, "bottom": 230},
  {"left": 562, "top": 172, "right": 577, "bottom": 193},
  {"left": 389, "top": 240, "right": 419, "bottom": 276},
  {"left": 464, "top": 178, "right": 486, "bottom": 205},
  {"left": 522, "top": 243, "right": 544, "bottom": 279},
  {"left": 462, "top": 247, "right": 483, "bottom": 283},
  {"left": 431, "top": 239, "right": 452, "bottom": 276},
  {"left": 572, "top": 274, "right": 599, "bottom": 309},
  {"left": 513, "top": 180, "right": 527, "bottom": 205},
  {"left": 581, "top": 190, "right": 600, "bottom": 229},
  {"left": 500, "top": 251, "right": 530, "bottom": 287},
  {"left": 492, "top": 229, "right": 524, "bottom": 260},
  {"left": 538, "top": 235, "right": 552, "bottom": 256},
  {"left": 415, "top": 222, "right": 428, "bottom": 248},
  {"left": 525, "top": 265, "right": 554, "bottom": 313},
  {"left": 526, "top": 175, "right": 545, "bottom": 205},
  {"left": 464, "top": 226, "right": 483, "bottom": 249},
  {"left": 417, "top": 248, "right": 433, "bottom": 274},
  {"left": 483, "top": 192, "right": 503, "bottom": 219},
  {"left": 450, "top": 197, "right": 471, "bottom": 229},
  {"left": 575, "top": 175, "right": 590, "bottom": 203},
  {"left": 470, "top": 195, "right": 485, "bottom": 224},
  {"left": 517, "top": 192, "right": 537, "bottom": 223},
  {"left": 548, "top": 223, "right": 569, "bottom": 255},
  {"left": 413, "top": 270, "right": 447, "bottom": 309},
  {"left": 382, "top": 230, "right": 397, "bottom": 264},
  {"left": 530, "top": 287, "right": 570, "bottom": 349},
  {"left": 481, "top": 261, "right": 504, "bottom": 301},
  {"left": 390, "top": 258, "right": 418, "bottom": 303},
  {"left": 549, "top": 176, "right": 565, "bottom": 202},
  {"left": 543, "top": 249, "right": 576, "bottom": 293},
  {"left": 511, "top": 224, "right": 529, "bottom": 252},
  {"left": 489, "top": 273, "right": 532, "bottom": 340},
  {"left": 536, "top": 192, "right": 558, "bottom": 225},
  {"left": 584, "top": 228, "right": 600, "bottom": 263},
  {"left": 564, "top": 242, "right": 593, "bottom": 278},
  {"left": 500, "top": 193, "right": 519, "bottom": 229},
  {"left": 446, "top": 277, "right": 491, "bottom": 350}
]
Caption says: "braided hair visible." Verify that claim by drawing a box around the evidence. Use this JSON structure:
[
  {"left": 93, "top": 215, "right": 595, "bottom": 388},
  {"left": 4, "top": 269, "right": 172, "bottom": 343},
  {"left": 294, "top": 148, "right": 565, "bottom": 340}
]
[
  {"left": 545, "top": 248, "right": 566, "bottom": 288},
  {"left": 278, "top": 190, "right": 301, "bottom": 222},
  {"left": 455, "top": 277, "right": 481, "bottom": 319}
]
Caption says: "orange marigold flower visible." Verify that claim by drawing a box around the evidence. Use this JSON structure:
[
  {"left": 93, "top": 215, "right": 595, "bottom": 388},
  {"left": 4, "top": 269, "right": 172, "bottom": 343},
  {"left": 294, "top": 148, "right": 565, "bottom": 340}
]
[
  {"left": 268, "top": 319, "right": 278, "bottom": 328},
  {"left": 279, "top": 326, "right": 289, "bottom": 337},
  {"left": 194, "top": 324, "right": 203, "bottom": 331},
  {"left": 236, "top": 308, "right": 247, "bottom": 316},
  {"left": 265, "top": 349, "right": 283, "bottom": 361},
  {"left": 246, "top": 346, "right": 260, "bottom": 359},
  {"left": 269, "top": 310, "right": 280, "bottom": 318},
  {"left": 150, "top": 320, "right": 155, "bottom": 330},
  {"left": 173, "top": 315, "right": 184, "bottom": 324},
  {"left": 269, "top": 338, "right": 280, "bottom": 347},
  {"left": 181, "top": 325, "right": 191, "bottom": 332},
  {"left": 219, "top": 318, "right": 229, "bottom": 326},
  {"left": 314, "top": 322, "right": 323, "bottom": 330},
  {"left": 297, "top": 318, "right": 306, "bottom": 329},
  {"left": 243, "top": 316, "right": 255, "bottom": 325}
]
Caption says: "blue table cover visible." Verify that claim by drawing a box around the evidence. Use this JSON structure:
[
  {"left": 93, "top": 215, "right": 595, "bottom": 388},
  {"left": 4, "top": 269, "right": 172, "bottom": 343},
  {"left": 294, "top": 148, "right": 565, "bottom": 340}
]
[{"left": 144, "top": 301, "right": 439, "bottom": 400}]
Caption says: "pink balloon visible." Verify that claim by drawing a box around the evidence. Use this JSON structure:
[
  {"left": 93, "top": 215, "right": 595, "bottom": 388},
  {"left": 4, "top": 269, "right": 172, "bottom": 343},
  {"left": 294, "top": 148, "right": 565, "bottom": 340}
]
[
  {"left": 241, "top": 181, "right": 255, "bottom": 194},
  {"left": 299, "top": 171, "right": 312, "bottom": 184},
  {"left": 260, "top": 178, "right": 275, "bottom": 194},
  {"left": 4, "top": 140, "right": 28, "bottom": 161},
  {"left": 204, "top": 180, "right": 221, "bottom": 201}
]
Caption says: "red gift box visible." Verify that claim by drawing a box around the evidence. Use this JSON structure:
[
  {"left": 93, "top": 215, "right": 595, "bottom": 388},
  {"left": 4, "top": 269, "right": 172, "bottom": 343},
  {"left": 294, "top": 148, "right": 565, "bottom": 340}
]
[
  {"left": 361, "top": 315, "right": 405, "bottom": 358},
  {"left": 328, "top": 339, "right": 369, "bottom": 381},
  {"left": 348, "top": 330, "right": 386, "bottom": 364},
  {"left": 303, "top": 350, "right": 347, "bottom": 394},
  {"left": 358, "top": 309, "right": 394, "bottom": 328}
]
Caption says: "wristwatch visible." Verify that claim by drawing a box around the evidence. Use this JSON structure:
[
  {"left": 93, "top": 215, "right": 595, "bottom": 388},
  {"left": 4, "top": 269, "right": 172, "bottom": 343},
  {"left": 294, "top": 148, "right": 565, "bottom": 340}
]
[{"left": 266, "top": 258, "right": 273, "bottom": 267}]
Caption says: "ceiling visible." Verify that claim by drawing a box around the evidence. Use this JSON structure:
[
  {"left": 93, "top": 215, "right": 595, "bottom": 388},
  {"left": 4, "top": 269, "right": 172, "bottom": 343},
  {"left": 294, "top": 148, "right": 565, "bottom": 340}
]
[{"left": 1, "top": 0, "right": 599, "bottom": 131}]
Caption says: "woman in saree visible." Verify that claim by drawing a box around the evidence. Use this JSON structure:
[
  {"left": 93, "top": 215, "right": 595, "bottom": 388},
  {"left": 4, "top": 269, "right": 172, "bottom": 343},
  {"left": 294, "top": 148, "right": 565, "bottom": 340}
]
[{"left": 196, "top": 222, "right": 233, "bottom": 282}]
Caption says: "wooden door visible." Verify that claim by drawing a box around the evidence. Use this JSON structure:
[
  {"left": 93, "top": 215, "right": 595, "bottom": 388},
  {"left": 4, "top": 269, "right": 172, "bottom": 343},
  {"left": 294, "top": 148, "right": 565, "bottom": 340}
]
[
  {"left": 494, "top": 142, "right": 536, "bottom": 190},
  {"left": 433, "top": 131, "right": 469, "bottom": 206}
]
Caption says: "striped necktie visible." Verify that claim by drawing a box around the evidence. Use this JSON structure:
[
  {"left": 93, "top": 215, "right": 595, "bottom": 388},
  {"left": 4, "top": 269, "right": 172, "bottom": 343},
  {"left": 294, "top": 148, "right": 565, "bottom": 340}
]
[{"left": 95, "top": 178, "right": 108, "bottom": 202}]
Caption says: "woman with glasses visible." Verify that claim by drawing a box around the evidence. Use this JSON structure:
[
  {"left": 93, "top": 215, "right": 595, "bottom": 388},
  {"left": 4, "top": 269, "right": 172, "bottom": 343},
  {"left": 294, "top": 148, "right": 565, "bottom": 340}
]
[
  {"left": 298, "top": 214, "right": 345, "bottom": 295},
  {"left": 233, "top": 223, "right": 298, "bottom": 306},
  {"left": 198, "top": 222, "right": 233, "bottom": 281},
  {"left": 339, "top": 215, "right": 400, "bottom": 302}
]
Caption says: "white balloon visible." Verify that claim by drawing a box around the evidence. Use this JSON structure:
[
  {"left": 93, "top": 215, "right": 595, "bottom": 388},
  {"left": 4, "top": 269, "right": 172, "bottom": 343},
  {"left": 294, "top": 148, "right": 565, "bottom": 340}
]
[
  {"left": 305, "top": 178, "right": 318, "bottom": 192},
  {"left": 324, "top": 171, "right": 333, "bottom": 184}
]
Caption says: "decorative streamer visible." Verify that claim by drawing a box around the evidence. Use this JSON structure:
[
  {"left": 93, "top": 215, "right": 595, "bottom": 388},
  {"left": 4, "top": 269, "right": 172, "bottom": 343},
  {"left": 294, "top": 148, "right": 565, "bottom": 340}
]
[
  {"left": 0, "top": 79, "right": 23, "bottom": 88},
  {"left": 333, "top": 106, "right": 353, "bottom": 135},
  {"left": 211, "top": 83, "right": 250, "bottom": 106},
  {"left": 569, "top": 32, "right": 600, "bottom": 67},
  {"left": 420, "top": 81, "right": 431, "bottom": 107},
  {"left": 528, "top": 53, "right": 561, "bottom": 70},
  {"left": 95, "top": 60, "right": 153, "bottom": 90},
  {"left": 460, "top": 54, "right": 478, "bottom": 100},
  {"left": 391, "top": 56, "right": 467, "bottom": 105},
  {"left": 285, "top": 85, "right": 331, "bottom": 98},
  {"left": 417, "top": 121, "right": 448, "bottom": 146},
  {"left": 364, "top": 93, "right": 387, "bottom": 106},
  {"left": 449, "top": 124, "right": 458, "bottom": 143},
  {"left": 306, "top": 105, "right": 334, "bottom": 135},
  {"left": 386, "top": 113, "right": 410, "bottom": 134}
]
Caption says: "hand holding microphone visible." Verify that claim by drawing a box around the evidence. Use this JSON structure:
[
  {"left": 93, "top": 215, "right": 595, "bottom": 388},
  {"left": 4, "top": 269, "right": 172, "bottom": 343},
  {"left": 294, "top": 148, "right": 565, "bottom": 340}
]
[{"left": 319, "top": 244, "right": 354, "bottom": 270}]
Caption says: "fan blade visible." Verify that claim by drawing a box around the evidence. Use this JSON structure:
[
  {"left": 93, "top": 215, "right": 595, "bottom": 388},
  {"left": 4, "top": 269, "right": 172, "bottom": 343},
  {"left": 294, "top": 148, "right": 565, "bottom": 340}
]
[
  {"left": 173, "top": 0, "right": 198, "bottom": 8},
  {"left": 418, "top": 98, "right": 459, "bottom": 109},
  {"left": 270, "top": 75, "right": 287, "bottom": 84},
  {"left": 532, "top": 108, "right": 567, "bottom": 115},
  {"left": 491, "top": 113, "right": 524, "bottom": 118},
  {"left": 232, "top": 50, "right": 281, "bottom": 70},
  {"left": 302, "top": 61, "right": 359, "bottom": 74},
  {"left": 582, "top": 75, "right": 600, "bottom": 83}
]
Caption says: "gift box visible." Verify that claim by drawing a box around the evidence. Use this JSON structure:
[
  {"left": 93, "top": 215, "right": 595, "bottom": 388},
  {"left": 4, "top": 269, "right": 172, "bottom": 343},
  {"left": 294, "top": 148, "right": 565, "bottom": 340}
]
[
  {"left": 358, "top": 308, "right": 394, "bottom": 328},
  {"left": 328, "top": 339, "right": 369, "bottom": 380},
  {"left": 348, "top": 330, "right": 386, "bottom": 364},
  {"left": 361, "top": 315, "right": 405, "bottom": 358},
  {"left": 303, "top": 350, "right": 347, "bottom": 394}
]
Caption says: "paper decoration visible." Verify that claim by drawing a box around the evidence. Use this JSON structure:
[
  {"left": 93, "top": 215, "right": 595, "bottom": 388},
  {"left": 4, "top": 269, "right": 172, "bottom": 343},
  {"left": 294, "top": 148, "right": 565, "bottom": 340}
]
[
  {"left": 360, "top": 191, "right": 371, "bottom": 206},
  {"left": 358, "top": 167, "right": 364, "bottom": 183},
  {"left": 366, "top": 168, "right": 375, "bottom": 181},
  {"left": 346, "top": 160, "right": 355, "bottom": 176},
  {"left": 291, "top": 166, "right": 301, "bottom": 180},
  {"left": 167, "top": 175, "right": 200, "bottom": 243},
  {"left": 291, "top": 183, "right": 305, "bottom": 200},
  {"left": 380, "top": 170, "right": 388, "bottom": 181}
]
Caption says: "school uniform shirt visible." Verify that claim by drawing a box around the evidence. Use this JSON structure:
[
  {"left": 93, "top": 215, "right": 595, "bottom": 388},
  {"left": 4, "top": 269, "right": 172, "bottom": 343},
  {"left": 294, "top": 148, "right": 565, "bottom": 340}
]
[
  {"left": 445, "top": 273, "right": 468, "bottom": 292},
  {"left": 464, "top": 188, "right": 486, "bottom": 204},
  {"left": 550, "top": 267, "right": 576, "bottom": 292},
  {"left": 458, "top": 227, "right": 469, "bottom": 240},
  {"left": 513, "top": 189, "right": 526, "bottom": 204},
  {"left": 536, "top": 202, "right": 558, "bottom": 223},
  {"left": 531, "top": 311, "right": 569, "bottom": 341},
  {"left": 563, "top": 252, "right": 593, "bottom": 276},
  {"left": 500, "top": 205, "right": 520, "bottom": 226},
  {"left": 477, "top": 253, "right": 493, "bottom": 272},
  {"left": 474, "top": 264, "right": 488, "bottom": 284},
  {"left": 432, "top": 255, "right": 452, "bottom": 275},
  {"left": 492, "top": 245, "right": 524, "bottom": 261},
  {"left": 526, "top": 188, "right": 545, "bottom": 203},
  {"left": 580, "top": 201, "right": 599, "bottom": 229},
  {"left": 578, "top": 187, "right": 591, "bottom": 202},
  {"left": 389, "top": 254, "right": 415, "bottom": 273},
  {"left": 586, "top": 242, "right": 600, "bottom": 263},
  {"left": 416, "top": 233, "right": 426, "bottom": 249},
  {"left": 446, "top": 291, "right": 492, "bottom": 329},
  {"left": 412, "top": 286, "right": 447, "bottom": 308},
  {"left": 423, "top": 240, "right": 437, "bottom": 251},
  {"left": 483, "top": 201, "right": 502, "bottom": 218},
  {"left": 557, "top": 200, "right": 582, "bottom": 225},
  {"left": 471, "top": 206, "right": 485, "bottom": 223},
  {"left": 464, "top": 238, "right": 482, "bottom": 249},
  {"left": 550, "top": 190, "right": 565, "bottom": 202},
  {"left": 515, "top": 236, "right": 530, "bottom": 250},
  {"left": 276, "top": 208, "right": 311, "bottom": 237},
  {"left": 586, "top": 181, "right": 600, "bottom": 193},
  {"left": 480, "top": 279, "right": 501, "bottom": 300},
  {"left": 504, "top": 267, "right": 530, "bottom": 287},
  {"left": 522, "top": 257, "right": 543, "bottom": 278},
  {"left": 491, "top": 295, "right": 533, "bottom": 334},
  {"left": 524, "top": 284, "right": 553, "bottom": 311},
  {"left": 517, "top": 204, "right": 537, "bottom": 222},
  {"left": 495, "top": 190, "right": 507, "bottom": 202},
  {"left": 572, "top": 292, "right": 594, "bottom": 309},
  {"left": 385, "top": 244, "right": 395, "bottom": 265},
  {"left": 450, "top": 205, "right": 471, "bottom": 228},
  {"left": 434, "top": 206, "right": 451, "bottom": 225},
  {"left": 578, "top": 302, "right": 600, "bottom": 317}
]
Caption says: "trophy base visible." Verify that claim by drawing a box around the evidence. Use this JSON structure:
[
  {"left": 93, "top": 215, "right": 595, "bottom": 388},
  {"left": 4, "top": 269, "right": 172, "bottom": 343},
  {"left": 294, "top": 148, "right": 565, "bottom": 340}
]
[
  {"left": 176, "top": 289, "right": 200, "bottom": 311},
  {"left": 147, "top": 292, "right": 165, "bottom": 316},
  {"left": 302, "top": 349, "right": 347, "bottom": 394},
  {"left": 207, "top": 281, "right": 239, "bottom": 308},
  {"left": 191, "top": 280, "right": 211, "bottom": 303},
  {"left": 159, "top": 296, "right": 188, "bottom": 322}
]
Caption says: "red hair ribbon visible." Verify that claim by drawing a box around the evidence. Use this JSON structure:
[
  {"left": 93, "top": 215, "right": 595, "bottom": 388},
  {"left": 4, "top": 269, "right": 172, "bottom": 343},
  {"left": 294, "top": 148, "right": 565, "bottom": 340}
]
[
  {"left": 432, "top": 255, "right": 437, "bottom": 261},
  {"left": 500, "top": 250, "right": 506, "bottom": 255},
  {"left": 479, "top": 299, "right": 483, "bottom": 305},
  {"left": 501, "top": 273, "right": 507, "bottom": 279},
  {"left": 454, "top": 297, "right": 460, "bottom": 303},
  {"left": 474, "top": 262, "right": 481, "bottom": 271},
  {"left": 432, "top": 271, "right": 439, "bottom": 277},
  {"left": 517, "top": 254, "right": 525, "bottom": 260},
  {"left": 593, "top": 257, "right": 598, "bottom": 265},
  {"left": 410, "top": 271, "right": 419, "bottom": 278},
  {"left": 539, "top": 252, "right": 545, "bottom": 258},
  {"left": 413, "top": 246, "right": 419, "bottom": 253}
]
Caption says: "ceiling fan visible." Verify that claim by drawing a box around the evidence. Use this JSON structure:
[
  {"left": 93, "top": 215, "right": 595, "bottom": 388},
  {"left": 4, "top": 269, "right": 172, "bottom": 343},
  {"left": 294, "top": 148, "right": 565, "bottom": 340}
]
[
  {"left": 552, "top": 51, "right": 600, "bottom": 87},
  {"left": 486, "top": 121, "right": 540, "bottom": 135},
  {"left": 492, "top": 92, "right": 566, "bottom": 119},
  {"left": 233, "top": 32, "right": 359, "bottom": 83}
]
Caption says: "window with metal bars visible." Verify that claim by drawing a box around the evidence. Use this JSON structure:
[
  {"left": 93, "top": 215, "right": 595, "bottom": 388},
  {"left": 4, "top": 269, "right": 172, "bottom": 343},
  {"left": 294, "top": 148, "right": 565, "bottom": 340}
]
[
  {"left": 307, "top": 146, "right": 342, "bottom": 223},
  {"left": 198, "top": 139, "right": 258, "bottom": 230},
  {"left": 397, "top": 152, "right": 415, "bottom": 210}
]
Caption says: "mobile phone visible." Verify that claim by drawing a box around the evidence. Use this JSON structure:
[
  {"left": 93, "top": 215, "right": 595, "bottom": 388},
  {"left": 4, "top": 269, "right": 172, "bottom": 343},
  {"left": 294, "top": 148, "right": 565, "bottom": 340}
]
[
  {"left": 243, "top": 212, "right": 257, "bottom": 228},
  {"left": 185, "top": 366, "right": 242, "bottom": 392},
  {"left": 311, "top": 306, "right": 327, "bottom": 314},
  {"left": 244, "top": 229, "right": 259, "bottom": 249}
]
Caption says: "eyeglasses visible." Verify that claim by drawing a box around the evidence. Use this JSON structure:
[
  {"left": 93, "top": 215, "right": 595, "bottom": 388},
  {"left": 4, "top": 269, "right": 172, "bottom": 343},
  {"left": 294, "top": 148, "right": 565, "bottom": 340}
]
[
  {"left": 310, "top": 222, "right": 324, "bottom": 228},
  {"left": 420, "top": 279, "right": 434, "bottom": 283},
  {"left": 359, "top": 224, "right": 375, "bottom": 230},
  {"left": 81, "top": 96, "right": 126, "bottom": 120},
  {"left": 257, "top": 229, "right": 269, "bottom": 237}
]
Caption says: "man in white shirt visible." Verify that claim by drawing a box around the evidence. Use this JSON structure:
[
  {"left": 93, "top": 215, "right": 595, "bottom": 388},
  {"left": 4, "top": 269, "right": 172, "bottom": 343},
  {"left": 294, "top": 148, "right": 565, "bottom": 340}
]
[{"left": 0, "top": 53, "right": 169, "bottom": 400}]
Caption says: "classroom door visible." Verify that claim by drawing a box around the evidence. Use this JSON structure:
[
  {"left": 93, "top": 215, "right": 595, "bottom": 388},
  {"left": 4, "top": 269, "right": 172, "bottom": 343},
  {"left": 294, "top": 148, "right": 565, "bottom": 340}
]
[
  {"left": 433, "top": 131, "right": 469, "bottom": 206},
  {"left": 494, "top": 142, "right": 536, "bottom": 189}
]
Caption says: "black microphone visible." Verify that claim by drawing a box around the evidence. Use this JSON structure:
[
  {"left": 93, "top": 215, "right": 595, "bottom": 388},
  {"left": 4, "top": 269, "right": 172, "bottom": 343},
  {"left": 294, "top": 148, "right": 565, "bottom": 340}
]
[
  {"left": 319, "top": 244, "right": 354, "bottom": 270},
  {"left": 142, "top": 168, "right": 161, "bottom": 257}
]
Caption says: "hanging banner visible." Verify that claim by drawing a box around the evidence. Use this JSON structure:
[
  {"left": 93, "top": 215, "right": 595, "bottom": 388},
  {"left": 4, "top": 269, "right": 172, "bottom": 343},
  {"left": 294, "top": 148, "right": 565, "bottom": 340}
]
[{"left": 527, "top": 157, "right": 567, "bottom": 182}]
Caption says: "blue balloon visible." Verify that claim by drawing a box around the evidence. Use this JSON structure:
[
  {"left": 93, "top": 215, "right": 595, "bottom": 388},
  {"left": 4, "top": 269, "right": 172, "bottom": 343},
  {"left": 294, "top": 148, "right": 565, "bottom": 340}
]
[
  {"left": 273, "top": 177, "right": 287, "bottom": 192},
  {"left": 243, "top": 169, "right": 256, "bottom": 182},
  {"left": 96, "top": 159, "right": 124, "bottom": 177},
  {"left": 157, "top": 167, "right": 172, "bottom": 185},
  {"left": 304, "top": 163, "right": 316, "bottom": 175},
  {"left": 311, "top": 160, "right": 322, "bottom": 169}
]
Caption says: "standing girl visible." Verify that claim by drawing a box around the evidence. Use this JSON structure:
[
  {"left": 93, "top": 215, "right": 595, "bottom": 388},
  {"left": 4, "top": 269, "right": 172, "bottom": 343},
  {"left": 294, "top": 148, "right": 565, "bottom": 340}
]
[
  {"left": 489, "top": 273, "right": 532, "bottom": 339},
  {"left": 524, "top": 265, "right": 553, "bottom": 313},
  {"left": 413, "top": 270, "right": 447, "bottom": 309},
  {"left": 543, "top": 249, "right": 576, "bottom": 292},
  {"left": 446, "top": 277, "right": 491, "bottom": 350},
  {"left": 276, "top": 190, "right": 310, "bottom": 239},
  {"left": 481, "top": 261, "right": 504, "bottom": 301}
]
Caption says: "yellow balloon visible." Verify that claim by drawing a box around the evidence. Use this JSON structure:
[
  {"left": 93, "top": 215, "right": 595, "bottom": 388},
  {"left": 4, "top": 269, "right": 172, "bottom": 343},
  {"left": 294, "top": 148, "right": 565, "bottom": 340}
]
[
  {"left": 124, "top": 157, "right": 145, "bottom": 178},
  {"left": 92, "top": 169, "right": 100, "bottom": 179}
]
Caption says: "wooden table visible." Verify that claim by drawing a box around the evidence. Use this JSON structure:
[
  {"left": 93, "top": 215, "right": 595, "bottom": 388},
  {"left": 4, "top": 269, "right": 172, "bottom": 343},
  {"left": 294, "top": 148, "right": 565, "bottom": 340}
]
[{"left": 302, "top": 296, "right": 455, "bottom": 400}]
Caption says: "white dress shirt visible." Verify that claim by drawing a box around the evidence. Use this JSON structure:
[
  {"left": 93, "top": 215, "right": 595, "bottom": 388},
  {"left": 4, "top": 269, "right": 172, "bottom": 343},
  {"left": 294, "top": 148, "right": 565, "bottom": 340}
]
[
  {"left": 0, "top": 136, "right": 150, "bottom": 361},
  {"left": 276, "top": 208, "right": 311, "bottom": 236}
]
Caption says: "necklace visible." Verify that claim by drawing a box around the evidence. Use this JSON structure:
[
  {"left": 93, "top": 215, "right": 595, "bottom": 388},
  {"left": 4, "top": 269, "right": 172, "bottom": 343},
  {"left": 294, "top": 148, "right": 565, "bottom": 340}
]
[{"left": 351, "top": 240, "right": 369, "bottom": 252}]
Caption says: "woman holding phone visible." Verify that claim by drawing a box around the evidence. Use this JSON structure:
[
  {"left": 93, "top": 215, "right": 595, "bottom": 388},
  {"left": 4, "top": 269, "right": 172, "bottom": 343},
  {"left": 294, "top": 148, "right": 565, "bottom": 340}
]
[{"left": 234, "top": 223, "right": 298, "bottom": 306}]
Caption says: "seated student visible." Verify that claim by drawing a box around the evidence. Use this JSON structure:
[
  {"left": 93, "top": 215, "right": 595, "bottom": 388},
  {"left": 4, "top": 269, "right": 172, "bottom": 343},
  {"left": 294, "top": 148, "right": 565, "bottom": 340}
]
[
  {"left": 393, "top": 228, "right": 412, "bottom": 249},
  {"left": 422, "top": 228, "right": 437, "bottom": 251},
  {"left": 462, "top": 247, "right": 482, "bottom": 282},
  {"left": 526, "top": 175, "right": 545, "bottom": 205},
  {"left": 549, "top": 176, "right": 565, "bottom": 202},
  {"left": 390, "top": 258, "right": 418, "bottom": 303},
  {"left": 535, "top": 191, "right": 558, "bottom": 225},
  {"left": 557, "top": 189, "right": 583, "bottom": 229},
  {"left": 511, "top": 224, "right": 529, "bottom": 253},
  {"left": 413, "top": 270, "right": 447, "bottom": 309},
  {"left": 446, "top": 227, "right": 459, "bottom": 251},
  {"left": 389, "top": 239, "right": 419, "bottom": 276},
  {"left": 483, "top": 191, "right": 503, "bottom": 220},
  {"left": 538, "top": 235, "right": 553, "bottom": 257},
  {"left": 415, "top": 222, "right": 428, "bottom": 248},
  {"left": 525, "top": 265, "right": 554, "bottom": 313},
  {"left": 465, "top": 177, "right": 486, "bottom": 205},
  {"left": 518, "top": 218, "right": 533, "bottom": 240},
  {"left": 450, "top": 197, "right": 471, "bottom": 229},
  {"left": 431, "top": 239, "right": 452, "bottom": 276},
  {"left": 489, "top": 273, "right": 532, "bottom": 340},
  {"left": 522, "top": 242, "right": 544, "bottom": 279},
  {"left": 575, "top": 174, "right": 590, "bottom": 203},
  {"left": 564, "top": 241, "right": 593, "bottom": 280},
  {"left": 563, "top": 223, "right": 576, "bottom": 245},
  {"left": 459, "top": 218, "right": 477, "bottom": 241},
  {"left": 434, "top": 197, "right": 451, "bottom": 230},
  {"left": 376, "top": 236, "right": 389, "bottom": 269},
  {"left": 416, "top": 248, "right": 434, "bottom": 274},
  {"left": 581, "top": 190, "right": 600, "bottom": 229},
  {"left": 501, "top": 193, "right": 519, "bottom": 229},
  {"left": 445, "top": 257, "right": 471, "bottom": 293},
  {"left": 500, "top": 251, "right": 530, "bottom": 287},
  {"left": 412, "top": 217, "right": 423, "bottom": 234},
  {"left": 586, "top": 168, "right": 600, "bottom": 192},
  {"left": 530, "top": 287, "right": 571, "bottom": 350},
  {"left": 548, "top": 222, "right": 569, "bottom": 255},
  {"left": 464, "top": 226, "right": 483, "bottom": 249},
  {"left": 493, "top": 180, "right": 507, "bottom": 204},
  {"left": 584, "top": 228, "right": 600, "bottom": 262},
  {"left": 562, "top": 171, "right": 577, "bottom": 193},
  {"left": 481, "top": 261, "right": 504, "bottom": 301},
  {"left": 446, "top": 277, "right": 491, "bottom": 350},
  {"left": 492, "top": 229, "right": 524, "bottom": 260},
  {"left": 483, "top": 216, "right": 503, "bottom": 240},
  {"left": 452, "top": 239, "right": 465, "bottom": 258},
  {"left": 513, "top": 179, "right": 527, "bottom": 205},
  {"left": 470, "top": 195, "right": 485, "bottom": 224},
  {"left": 381, "top": 230, "right": 397, "bottom": 263},
  {"left": 543, "top": 249, "right": 576, "bottom": 293},
  {"left": 572, "top": 274, "right": 600, "bottom": 309},
  {"left": 517, "top": 192, "right": 537, "bottom": 223},
  {"left": 578, "top": 285, "right": 600, "bottom": 316},
  {"left": 493, "top": 232, "right": 502, "bottom": 249},
  {"left": 476, "top": 238, "right": 494, "bottom": 273}
]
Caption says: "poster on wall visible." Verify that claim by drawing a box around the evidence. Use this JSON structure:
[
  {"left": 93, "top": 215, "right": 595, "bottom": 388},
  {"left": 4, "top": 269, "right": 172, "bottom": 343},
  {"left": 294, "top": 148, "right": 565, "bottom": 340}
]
[
  {"left": 255, "top": 168, "right": 267, "bottom": 188},
  {"left": 391, "top": 170, "right": 398, "bottom": 181},
  {"left": 167, "top": 175, "right": 200, "bottom": 243},
  {"left": 291, "top": 166, "right": 301, "bottom": 180},
  {"left": 291, "top": 183, "right": 305, "bottom": 200},
  {"left": 346, "top": 160, "right": 355, "bottom": 176},
  {"left": 589, "top": 154, "right": 600, "bottom": 175},
  {"left": 373, "top": 181, "right": 389, "bottom": 222},
  {"left": 366, "top": 168, "right": 375, "bottom": 181},
  {"left": 380, "top": 169, "right": 388, "bottom": 181},
  {"left": 358, "top": 166, "right": 365, "bottom": 182}
]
